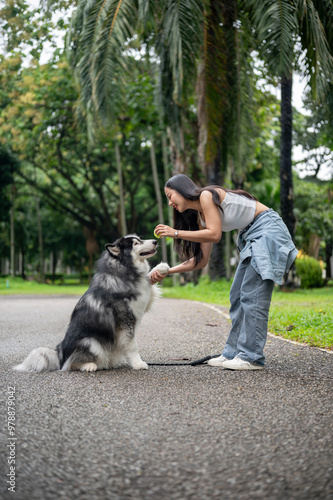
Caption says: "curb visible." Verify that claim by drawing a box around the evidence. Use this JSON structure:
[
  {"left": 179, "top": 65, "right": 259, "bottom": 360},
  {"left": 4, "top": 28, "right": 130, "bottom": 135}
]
[{"left": 200, "top": 302, "right": 333, "bottom": 355}]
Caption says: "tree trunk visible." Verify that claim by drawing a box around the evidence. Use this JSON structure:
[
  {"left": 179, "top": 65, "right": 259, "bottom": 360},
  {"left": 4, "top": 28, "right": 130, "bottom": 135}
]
[
  {"left": 308, "top": 233, "right": 321, "bottom": 259},
  {"left": 207, "top": 159, "right": 226, "bottom": 280},
  {"left": 52, "top": 251, "right": 57, "bottom": 283},
  {"left": 162, "top": 132, "right": 177, "bottom": 284},
  {"left": 115, "top": 142, "right": 127, "bottom": 236},
  {"left": 36, "top": 197, "right": 45, "bottom": 283},
  {"left": 10, "top": 184, "right": 15, "bottom": 277},
  {"left": 167, "top": 125, "right": 186, "bottom": 174},
  {"left": 326, "top": 237, "right": 333, "bottom": 279},
  {"left": 150, "top": 135, "right": 167, "bottom": 262},
  {"left": 197, "top": 0, "right": 238, "bottom": 280},
  {"left": 280, "top": 74, "right": 296, "bottom": 241},
  {"left": 83, "top": 227, "right": 99, "bottom": 281},
  {"left": 21, "top": 247, "right": 26, "bottom": 280},
  {"left": 326, "top": 189, "right": 333, "bottom": 278}
]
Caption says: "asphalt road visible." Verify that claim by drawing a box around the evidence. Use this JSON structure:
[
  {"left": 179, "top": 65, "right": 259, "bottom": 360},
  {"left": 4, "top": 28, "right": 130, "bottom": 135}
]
[{"left": 0, "top": 295, "right": 332, "bottom": 500}]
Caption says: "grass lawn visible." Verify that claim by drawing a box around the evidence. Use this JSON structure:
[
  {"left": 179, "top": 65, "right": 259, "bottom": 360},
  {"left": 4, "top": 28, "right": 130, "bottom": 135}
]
[
  {"left": 0, "top": 277, "right": 88, "bottom": 296},
  {"left": 162, "top": 277, "right": 333, "bottom": 351},
  {"left": 268, "top": 289, "right": 333, "bottom": 351},
  {"left": 1, "top": 276, "right": 332, "bottom": 351}
]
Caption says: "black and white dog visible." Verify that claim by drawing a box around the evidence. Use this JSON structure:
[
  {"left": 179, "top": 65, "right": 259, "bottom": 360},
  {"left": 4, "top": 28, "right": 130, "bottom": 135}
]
[{"left": 14, "top": 235, "right": 169, "bottom": 372}]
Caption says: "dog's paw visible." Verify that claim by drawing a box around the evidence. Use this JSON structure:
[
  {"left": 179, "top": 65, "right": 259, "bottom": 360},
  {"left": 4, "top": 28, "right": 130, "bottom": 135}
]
[
  {"left": 149, "top": 262, "right": 170, "bottom": 276},
  {"left": 80, "top": 362, "right": 98, "bottom": 372},
  {"left": 132, "top": 361, "right": 149, "bottom": 370}
]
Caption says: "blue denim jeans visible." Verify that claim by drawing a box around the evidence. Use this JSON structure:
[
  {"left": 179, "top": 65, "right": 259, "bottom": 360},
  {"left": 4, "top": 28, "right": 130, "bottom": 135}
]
[{"left": 222, "top": 258, "right": 274, "bottom": 366}]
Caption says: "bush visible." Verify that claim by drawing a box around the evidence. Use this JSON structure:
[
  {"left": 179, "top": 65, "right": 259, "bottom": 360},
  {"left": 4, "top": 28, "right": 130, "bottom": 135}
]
[{"left": 295, "top": 256, "right": 324, "bottom": 288}]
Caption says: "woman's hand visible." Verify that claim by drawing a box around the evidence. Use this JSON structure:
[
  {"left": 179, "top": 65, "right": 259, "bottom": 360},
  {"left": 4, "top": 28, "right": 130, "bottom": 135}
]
[
  {"left": 154, "top": 224, "right": 175, "bottom": 238},
  {"left": 150, "top": 269, "right": 168, "bottom": 284}
]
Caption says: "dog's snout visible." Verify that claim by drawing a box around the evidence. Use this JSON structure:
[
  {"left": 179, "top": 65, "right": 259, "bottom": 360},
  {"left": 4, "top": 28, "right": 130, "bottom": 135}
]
[{"left": 153, "top": 240, "right": 158, "bottom": 246}]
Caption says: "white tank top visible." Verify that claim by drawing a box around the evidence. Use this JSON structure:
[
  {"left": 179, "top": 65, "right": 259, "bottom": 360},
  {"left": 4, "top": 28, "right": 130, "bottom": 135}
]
[{"left": 198, "top": 192, "right": 256, "bottom": 232}]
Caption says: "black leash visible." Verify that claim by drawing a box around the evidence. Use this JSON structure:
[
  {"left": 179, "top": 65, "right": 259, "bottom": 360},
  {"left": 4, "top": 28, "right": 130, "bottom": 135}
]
[{"left": 148, "top": 354, "right": 221, "bottom": 367}]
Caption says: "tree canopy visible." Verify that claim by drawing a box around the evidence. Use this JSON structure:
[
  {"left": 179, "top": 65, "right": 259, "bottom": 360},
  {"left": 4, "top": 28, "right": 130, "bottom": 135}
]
[{"left": 0, "top": 0, "right": 332, "bottom": 280}]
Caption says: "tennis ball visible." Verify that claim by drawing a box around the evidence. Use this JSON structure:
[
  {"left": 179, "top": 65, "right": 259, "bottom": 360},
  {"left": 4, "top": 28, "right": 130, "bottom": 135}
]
[{"left": 154, "top": 230, "right": 161, "bottom": 238}]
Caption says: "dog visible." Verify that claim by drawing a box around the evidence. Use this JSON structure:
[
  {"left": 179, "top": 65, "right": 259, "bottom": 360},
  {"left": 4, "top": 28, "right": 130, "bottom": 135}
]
[{"left": 13, "top": 235, "right": 169, "bottom": 372}]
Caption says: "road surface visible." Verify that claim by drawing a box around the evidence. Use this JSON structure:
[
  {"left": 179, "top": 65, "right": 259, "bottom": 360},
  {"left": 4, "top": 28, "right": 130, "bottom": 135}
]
[{"left": 1, "top": 295, "right": 332, "bottom": 499}]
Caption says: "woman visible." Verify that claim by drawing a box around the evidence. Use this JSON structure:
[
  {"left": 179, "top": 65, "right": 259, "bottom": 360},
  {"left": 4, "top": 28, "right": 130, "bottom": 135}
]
[{"left": 151, "top": 174, "right": 298, "bottom": 370}]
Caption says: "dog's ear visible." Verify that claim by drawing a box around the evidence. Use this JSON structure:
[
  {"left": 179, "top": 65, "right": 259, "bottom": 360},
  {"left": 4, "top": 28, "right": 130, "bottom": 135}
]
[{"left": 105, "top": 243, "right": 120, "bottom": 258}]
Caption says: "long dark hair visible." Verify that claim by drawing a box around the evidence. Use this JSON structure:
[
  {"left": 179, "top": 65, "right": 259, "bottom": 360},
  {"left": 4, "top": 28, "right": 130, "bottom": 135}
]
[{"left": 165, "top": 174, "right": 257, "bottom": 265}]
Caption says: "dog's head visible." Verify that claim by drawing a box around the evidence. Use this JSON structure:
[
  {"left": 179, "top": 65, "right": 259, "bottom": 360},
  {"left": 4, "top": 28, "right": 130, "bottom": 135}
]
[{"left": 105, "top": 235, "right": 158, "bottom": 263}]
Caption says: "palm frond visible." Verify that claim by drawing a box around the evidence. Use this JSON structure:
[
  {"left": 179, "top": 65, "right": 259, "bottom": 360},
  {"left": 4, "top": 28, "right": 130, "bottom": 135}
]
[
  {"left": 159, "top": 0, "right": 203, "bottom": 103},
  {"left": 66, "top": 0, "right": 140, "bottom": 126},
  {"left": 137, "top": 0, "right": 152, "bottom": 24},
  {"left": 296, "top": 0, "right": 333, "bottom": 95},
  {"left": 156, "top": 0, "right": 203, "bottom": 139},
  {"left": 245, "top": 0, "right": 297, "bottom": 77},
  {"left": 244, "top": 0, "right": 333, "bottom": 93}
]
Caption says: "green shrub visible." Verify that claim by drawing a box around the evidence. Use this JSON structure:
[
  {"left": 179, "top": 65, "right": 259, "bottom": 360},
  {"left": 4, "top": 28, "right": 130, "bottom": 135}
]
[{"left": 295, "top": 256, "right": 324, "bottom": 288}]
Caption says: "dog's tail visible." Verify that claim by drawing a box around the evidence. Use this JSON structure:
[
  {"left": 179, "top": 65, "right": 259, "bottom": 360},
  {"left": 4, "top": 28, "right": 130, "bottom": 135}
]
[{"left": 13, "top": 347, "right": 60, "bottom": 372}]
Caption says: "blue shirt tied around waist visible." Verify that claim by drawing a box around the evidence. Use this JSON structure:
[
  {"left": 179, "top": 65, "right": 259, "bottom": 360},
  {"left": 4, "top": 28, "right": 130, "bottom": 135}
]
[{"left": 237, "top": 209, "right": 298, "bottom": 285}]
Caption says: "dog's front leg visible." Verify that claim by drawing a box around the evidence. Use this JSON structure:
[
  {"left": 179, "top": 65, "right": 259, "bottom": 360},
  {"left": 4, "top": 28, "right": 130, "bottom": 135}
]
[
  {"left": 126, "top": 337, "right": 148, "bottom": 370},
  {"left": 148, "top": 262, "right": 170, "bottom": 278},
  {"left": 146, "top": 263, "right": 170, "bottom": 311}
]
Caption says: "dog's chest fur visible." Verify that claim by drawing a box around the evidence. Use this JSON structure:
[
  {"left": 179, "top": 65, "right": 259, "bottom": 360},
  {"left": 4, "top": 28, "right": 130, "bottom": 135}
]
[{"left": 126, "top": 274, "right": 152, "bottom": 320}]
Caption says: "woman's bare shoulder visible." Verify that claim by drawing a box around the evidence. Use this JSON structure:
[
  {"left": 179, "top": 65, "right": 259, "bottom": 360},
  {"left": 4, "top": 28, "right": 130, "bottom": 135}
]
[{"left": 200, "top": 188, "right": 226, "bottom": 204}]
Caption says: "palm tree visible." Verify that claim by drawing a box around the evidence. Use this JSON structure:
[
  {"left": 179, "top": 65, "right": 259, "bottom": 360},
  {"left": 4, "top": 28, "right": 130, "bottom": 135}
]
[
  {"left": 244, "top": 0, "right": 333, "bottom": 240},
  {"left": 65, "top": 0, "right": 255, "bottom": 181},
  {"left": 64, "top": 0, "right": 333, "bottom": 271},
  {"left": 65, "top": 0, "right": 257, "bottom": 277}
]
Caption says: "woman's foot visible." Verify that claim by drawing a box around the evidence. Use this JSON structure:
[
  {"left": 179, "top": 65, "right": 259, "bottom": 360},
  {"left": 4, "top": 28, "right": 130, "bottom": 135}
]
[
  {"left": 222, "top": 356, "right": 264, "bottom": 370},
  {"left": 207, "top": 355, "right": 229, "bottom": 367}
]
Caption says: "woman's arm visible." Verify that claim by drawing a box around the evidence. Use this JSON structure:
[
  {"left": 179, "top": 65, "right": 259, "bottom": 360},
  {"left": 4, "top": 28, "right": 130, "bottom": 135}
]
[
  {"left": 155, "top": 191, "right": 222, "bottom": 244},
  {"left": 154, "top": 227, "right": 219, "bottom": 244},
  {"left": 150, "top": 242, "right": 213, "bottom": 284},
  {"left": 168, "top": 241, "right": 213, "bottom": 274}
]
